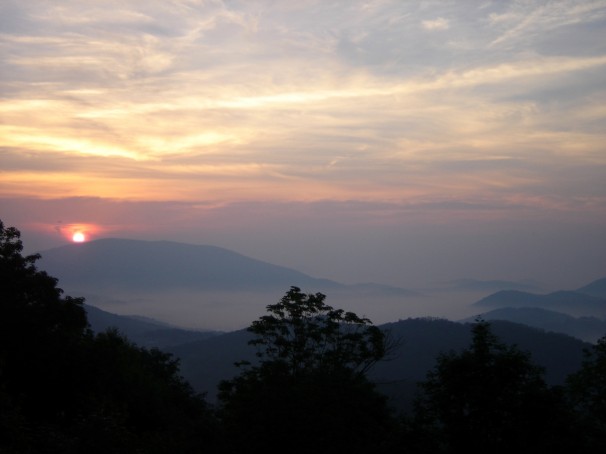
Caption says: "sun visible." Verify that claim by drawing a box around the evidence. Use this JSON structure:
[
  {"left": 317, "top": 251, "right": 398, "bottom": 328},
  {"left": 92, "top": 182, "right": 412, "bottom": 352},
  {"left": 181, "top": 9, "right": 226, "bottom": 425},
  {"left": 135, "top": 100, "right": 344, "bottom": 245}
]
[{"left": 72, "top": 232, "right": 86, "bottom": 243}]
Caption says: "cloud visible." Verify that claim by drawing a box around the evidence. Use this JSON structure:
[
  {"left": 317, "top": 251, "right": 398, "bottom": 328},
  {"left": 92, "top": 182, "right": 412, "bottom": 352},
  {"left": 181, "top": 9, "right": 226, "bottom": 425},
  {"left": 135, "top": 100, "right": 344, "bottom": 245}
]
[
  {"left": 1, "top": 1, "right": 605, "bottom": 288},
  {"left": 487, "top": 0, "right": 606, "bottom": 48},
  {"left": 421, "top": 17, "right": 449, "bottom": 30}
]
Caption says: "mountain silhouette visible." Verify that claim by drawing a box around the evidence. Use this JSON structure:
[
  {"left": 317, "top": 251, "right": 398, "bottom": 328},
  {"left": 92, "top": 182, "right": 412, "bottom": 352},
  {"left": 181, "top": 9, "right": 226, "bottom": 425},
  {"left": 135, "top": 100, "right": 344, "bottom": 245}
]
[
  {"left": 472, "top": 280, "right": 606, "bottom": 317},
  {"left": 85, "top": 304, "right": 219, "bottom": 348},
  {"left": 577, "top": 277, "right": 606, "bottom": 298},
  {"left": 444, "top": 278, "right": 541, "bottom": 292},
  {"left": 461, "top": 307, "right": 606, "bottom": 343},
  {"left": 39, "top": 238, "right": 337, "bottom": 291},
  {"left": 168, "top": 317, "right": 589, "bottom": 411},
  {"left": 37, "top": 238, "right": 418, "bottom": 330},
  {"left": 39, "top": 238, "right": 421, "bottom": 294}
]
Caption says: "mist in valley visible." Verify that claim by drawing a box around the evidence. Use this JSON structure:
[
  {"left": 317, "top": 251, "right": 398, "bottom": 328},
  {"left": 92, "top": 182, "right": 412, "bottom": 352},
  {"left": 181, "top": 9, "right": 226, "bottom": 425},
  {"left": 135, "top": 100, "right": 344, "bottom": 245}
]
[{"left": 78, "top": 286, "right": 508, "bottom": 332}]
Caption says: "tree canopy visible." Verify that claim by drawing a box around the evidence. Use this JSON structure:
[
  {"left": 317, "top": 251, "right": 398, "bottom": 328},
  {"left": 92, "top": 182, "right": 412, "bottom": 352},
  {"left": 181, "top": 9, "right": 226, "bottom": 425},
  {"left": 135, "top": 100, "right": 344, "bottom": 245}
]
[
  {"left": 566, "top": 335, "right": 606, "bottom": 450},
  {"left": 218, "top": 286, "right": 395, "bottom": 454},
  {"left": 0, "top": 220, "right": 88, "bottom": 347},
  {"left": 247, "top": 286, "right": 386, "bottom": 375},
  {"left": 411, "top": 320, "right": 578, "bottom": 453},
  {"left": 0, "top": 220, "right": 218, "bottom": 453}
]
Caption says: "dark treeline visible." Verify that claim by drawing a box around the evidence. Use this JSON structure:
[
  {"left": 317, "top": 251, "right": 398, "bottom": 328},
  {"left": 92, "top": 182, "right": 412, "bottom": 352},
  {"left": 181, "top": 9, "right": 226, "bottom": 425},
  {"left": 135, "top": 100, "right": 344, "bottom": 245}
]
[{"left": 1, "top": 220, "right": 605, "bottom": 453}]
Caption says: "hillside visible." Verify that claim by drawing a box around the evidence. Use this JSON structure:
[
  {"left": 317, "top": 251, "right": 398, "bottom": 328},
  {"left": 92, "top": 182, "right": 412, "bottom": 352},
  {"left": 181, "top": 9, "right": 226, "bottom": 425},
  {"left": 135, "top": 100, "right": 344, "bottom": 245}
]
[
  {"left": 36, "top": 238, "right": 419, "bottom": 330},
  {"left": 577, "top": 277, "right": 606, "bottom": 298},
  {"left": 39, "top": 238, "right": 337, "bottom": 292},
  {"left": 461, "top": 307, "right": 606, "bottom": 343},
  {"left": 473, "top": 280, "right": 606, "bottom": 317},
  {"left": 445, "top": 278, "right": 542, "bottom": 292},
  {"left": 85, "top": 305, "right": 220, "bottom": 348},
  {"left": 168, "top": 317, "right": 589, "bottom": 412}
]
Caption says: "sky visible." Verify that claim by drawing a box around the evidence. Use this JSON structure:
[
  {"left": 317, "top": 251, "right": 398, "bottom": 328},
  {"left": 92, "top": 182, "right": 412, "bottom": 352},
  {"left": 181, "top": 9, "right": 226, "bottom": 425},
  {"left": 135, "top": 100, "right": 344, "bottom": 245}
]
[{"left": 1, "top": 0, "right": 606, "bottom": 292}]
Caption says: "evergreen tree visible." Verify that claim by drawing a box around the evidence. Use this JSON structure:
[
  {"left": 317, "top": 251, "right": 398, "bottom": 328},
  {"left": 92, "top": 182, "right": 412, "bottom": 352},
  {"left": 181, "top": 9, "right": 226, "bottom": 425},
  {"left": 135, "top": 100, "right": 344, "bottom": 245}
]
[
  {"left": 566, "top": 335, "right": 606, "bottom": 451},
  {"left": 412, "top": 320, "right": 576, "bottom": 453}
]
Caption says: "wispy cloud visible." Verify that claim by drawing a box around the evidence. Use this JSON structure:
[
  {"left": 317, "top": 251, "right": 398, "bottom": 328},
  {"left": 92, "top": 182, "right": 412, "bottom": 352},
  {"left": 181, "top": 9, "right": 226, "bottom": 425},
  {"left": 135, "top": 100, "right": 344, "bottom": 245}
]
[
  {"left": 487, "top": 0, "right": 606, "bottom": 47},
  {"left": 1, "top": 1, "right": 605, "bottom": 287}
]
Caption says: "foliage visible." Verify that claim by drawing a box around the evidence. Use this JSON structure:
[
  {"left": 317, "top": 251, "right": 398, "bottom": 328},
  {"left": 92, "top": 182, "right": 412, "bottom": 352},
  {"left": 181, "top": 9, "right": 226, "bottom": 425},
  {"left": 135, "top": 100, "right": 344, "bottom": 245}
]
[
  {"left": 247, "top": 286, "right": 386, "bottom": 375},
  {"left": 0, "top": 220, "right": 89, "bottom": 428},
  {"left": 0, "top": 220, "right": 218, "bottom": 453},
  {"left": 218, "top": 286, "right": 395, "bottom": 454},
  {"left": 72, "top": 329, "right": 219, "bottom": 453},
  {"left": 411, "top": 320, "right": 577, "bottom": 453},
  {"left": 566, "top": 335, "right": 606, "bottom": 450},
  {"left": 0, "top": 220, "right": 88, "bottom": 346}
]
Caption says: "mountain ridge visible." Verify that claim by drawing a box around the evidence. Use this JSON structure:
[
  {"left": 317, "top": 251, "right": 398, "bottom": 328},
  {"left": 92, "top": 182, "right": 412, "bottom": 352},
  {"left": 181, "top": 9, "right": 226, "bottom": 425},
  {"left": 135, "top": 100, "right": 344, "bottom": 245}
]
[
  {"left": 39, "top": 238, "right": 333, "bottom": 291},
  {"left": 37, "top": 238, "right": 420, "bottom": 329},
  {"left": 461, "top": 307, "right": 606, "bottom": 343},
  {"left": 85, "top": 304, "right": 220, "bottom": 348},
  {"left": 472, "top": 278, "right": 606, "bottom": 317},
  {"left": 169, "top": 317, "right": 589, "bottom": 410},
  {"left": 38, "top": 238, "right": 417, "bottom": 295},
  {"left": 577, "top": 277, "right": 606, "bottom": 298}
]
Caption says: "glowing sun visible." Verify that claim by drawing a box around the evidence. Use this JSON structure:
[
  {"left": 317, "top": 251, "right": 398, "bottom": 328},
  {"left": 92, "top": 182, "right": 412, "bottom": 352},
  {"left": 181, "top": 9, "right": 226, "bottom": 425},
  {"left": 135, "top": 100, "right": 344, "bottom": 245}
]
[{"left": 72, "top": 232, "right": 86, "bottom": 243}]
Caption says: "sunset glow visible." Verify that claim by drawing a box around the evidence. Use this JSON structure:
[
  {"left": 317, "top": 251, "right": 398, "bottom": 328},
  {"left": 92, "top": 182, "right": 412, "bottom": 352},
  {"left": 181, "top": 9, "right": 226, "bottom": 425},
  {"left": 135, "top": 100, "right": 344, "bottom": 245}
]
[{"left": 1, "top": 1, "right": 605, "bottom": 289}]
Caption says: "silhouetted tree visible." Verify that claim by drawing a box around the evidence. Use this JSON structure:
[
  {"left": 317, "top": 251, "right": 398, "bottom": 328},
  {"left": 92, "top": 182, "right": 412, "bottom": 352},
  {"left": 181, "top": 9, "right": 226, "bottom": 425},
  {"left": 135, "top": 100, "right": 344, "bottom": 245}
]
[
  {"left": 0, "top": 220, "right": 88, "bottom": 435},
  {"left": 74, "top": 329, "right": 219, "bottom": 454},
  {"left": 249, "top": 286, "right": 386, "bottom": 373},
  {"left": 0, "top": 221, "right": 219, "bottom": 453},
  {"left": 411, "top": 320, "right": 577, "bottom": 453},
  {"left": 218, "top": 286, "right": 395, "bottom": 454},
  {"left": 566, "top": 334, "right": 606, "bottom": 450}
]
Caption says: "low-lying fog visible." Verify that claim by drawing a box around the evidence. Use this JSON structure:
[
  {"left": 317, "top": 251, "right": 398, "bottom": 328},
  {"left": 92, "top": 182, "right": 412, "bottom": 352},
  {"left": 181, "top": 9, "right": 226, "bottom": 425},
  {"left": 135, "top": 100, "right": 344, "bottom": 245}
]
[{"left": 78, "top": 287, "right": 496, "bottom": 332}]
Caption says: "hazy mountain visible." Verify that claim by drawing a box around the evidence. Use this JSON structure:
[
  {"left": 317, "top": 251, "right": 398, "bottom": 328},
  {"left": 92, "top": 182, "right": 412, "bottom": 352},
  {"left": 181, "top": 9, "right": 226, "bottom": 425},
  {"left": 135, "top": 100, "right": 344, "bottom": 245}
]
[
  {"left": 36, "top": 238, "right": 419, "bottom": 330},
  {"left": 347, "top": 282, "right": 422, "bottom": 296},
  {"left": 169, "top": 317, "right": 589, "bottom": 412},
  {"left": 86, "top": 304, "right": 167, "bottom": 332},
  {"left": 577, "top": 277, "right": 606, "bottom": 298},
  {"left": 472, "top": 281, "right": 606, "bottom": 317},
  {"left": 461, "top": 307, "right": 606, "bottom": 343},
  {"left": 443, "top": 278, "right": 542, "bottom": 292},
  {"left": 39, "top": 238, "right": 338, "bottom": 292},
  {"left": 85, "top": 304, "right": 219, "bottom": 349},
  {"left": 474, "top": 290, "right": 542, "bottom": 307}
]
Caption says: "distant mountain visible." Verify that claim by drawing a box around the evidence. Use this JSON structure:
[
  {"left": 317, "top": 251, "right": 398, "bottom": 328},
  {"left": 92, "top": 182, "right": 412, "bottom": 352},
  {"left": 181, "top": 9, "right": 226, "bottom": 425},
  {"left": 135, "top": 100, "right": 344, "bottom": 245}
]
[
  {"left": 461, "top": 307, "right": 606, "bottom": 343},
  {"left": 38, "top": 238, "right": 420, "bottom": 295},
  {"left": 79, "top": 305, "right": 591, "bottom": 413},
  {"left": 37, "top": 238, "right": 418, "bottom": 330},
  {"left": 85, "top": 303, "right": 166, "bottom": 332},
  {"left": 85, "top": 305, "right": 219, "bottom": 349},
  {"left": 39, "top": 238, "right": 338, "bottom": 292},
  {"left": 577, "top": 277, "right": 606, "bottom": 298},
  {"left": 169, "top": 318, "right": 589, "bottom": 412},
  {"left": 475, "top": 290, "right": 543, "bottom": 307},
  {"left": 347, "top": 282, "right": 421, "bottom": 296},
  {"left": 445, "top": 278, "right": 541, "bottom": 292},
  {"left": 473, "top": 284, "right": 606, "bottom": 317}
]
